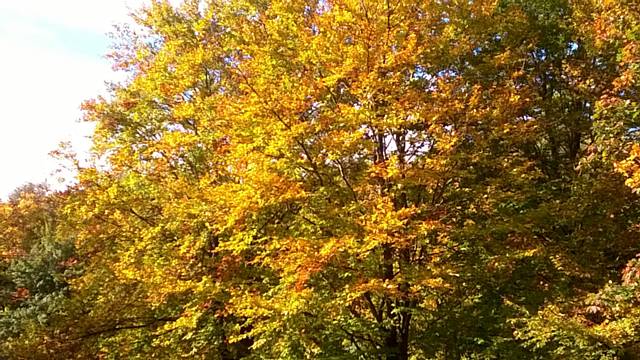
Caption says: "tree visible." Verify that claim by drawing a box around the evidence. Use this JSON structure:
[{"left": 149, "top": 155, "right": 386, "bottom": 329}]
[
  {"left": 0, "top": 184, "right": 78, "bottom": 359},
  {"left": 5, "top": 0, "right": 640, "bottom": 358}
]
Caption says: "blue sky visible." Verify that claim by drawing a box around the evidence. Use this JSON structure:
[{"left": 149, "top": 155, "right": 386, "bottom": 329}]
[{"left": 0, "top": 0, "right": 146, "bottom": 198}]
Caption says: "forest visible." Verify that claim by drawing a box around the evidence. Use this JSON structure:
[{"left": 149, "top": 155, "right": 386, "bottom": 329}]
[{"left": 1, "top": 0, "right": 640, "bottom": 358}]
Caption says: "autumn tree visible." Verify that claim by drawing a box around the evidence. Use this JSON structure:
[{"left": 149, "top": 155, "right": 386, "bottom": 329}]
[
  {"left": 0, "top": 184, "right": 79, "bottom": 359},
  {"left": 4, "top": 0, "right": 640, "bottom": 359}
]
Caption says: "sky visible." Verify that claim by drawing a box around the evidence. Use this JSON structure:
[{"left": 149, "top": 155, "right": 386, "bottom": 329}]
[{"left": 0, "top": 0, "right": 150, "bottom": 198}]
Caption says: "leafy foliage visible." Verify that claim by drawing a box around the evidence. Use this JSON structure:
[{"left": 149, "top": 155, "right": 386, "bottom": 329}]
[{"left": 3, "top": 0, "right": 640, "bottom": 359}]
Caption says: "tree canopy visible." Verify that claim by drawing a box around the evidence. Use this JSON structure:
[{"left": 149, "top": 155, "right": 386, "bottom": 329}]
[{"left": 2, "top": 0, "right": 640, "bottom": 358}]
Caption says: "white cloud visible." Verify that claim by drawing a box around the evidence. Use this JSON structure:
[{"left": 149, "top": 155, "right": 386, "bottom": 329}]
[
  {"left": 0, "top": 35, "right": 106, "bottom": 195},
  {"left": 0, "top": 0, "right": 154, "bottom": 198},
  {"left": 0, "top": 0, "right": 146, "bottom": 34}
]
